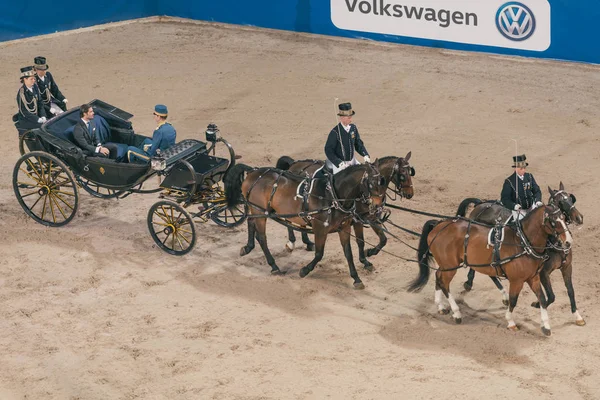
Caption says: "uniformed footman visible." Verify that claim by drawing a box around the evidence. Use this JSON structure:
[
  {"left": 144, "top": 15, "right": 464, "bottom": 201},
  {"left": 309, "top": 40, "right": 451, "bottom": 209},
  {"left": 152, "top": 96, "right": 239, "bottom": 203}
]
[
  {"left": 325, "top": 102, "right": 371, "bottom": 174},
  {"left": 34, "top": 56, "right": 68, "bottom": 115},
  {"left": 501, "top": 154, "right": 542, "bottom": 218},
  {"left": 127, "top": 104, "right": 177, "bottom": 163},
  {"left": 14, "top": 66, "right": 48, "bottom": 134}
]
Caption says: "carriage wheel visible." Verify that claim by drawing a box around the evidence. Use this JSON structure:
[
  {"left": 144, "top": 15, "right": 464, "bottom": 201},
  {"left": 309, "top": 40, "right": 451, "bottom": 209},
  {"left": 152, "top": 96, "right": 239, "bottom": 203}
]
[
  {"left": 210, "top": 202, "right": 248, "bottom": 228},
  {"left": 19, "top": 130, "right": 36, "bottom": 156},
  {"left": 13, "top": 151, "right": 79, "bottom": 227},
  {"left": 76, "top": 176, "right": 126, "bottom": 199},
  {"left": 147, "top": 200, "right": 196, "bottom": 256}
]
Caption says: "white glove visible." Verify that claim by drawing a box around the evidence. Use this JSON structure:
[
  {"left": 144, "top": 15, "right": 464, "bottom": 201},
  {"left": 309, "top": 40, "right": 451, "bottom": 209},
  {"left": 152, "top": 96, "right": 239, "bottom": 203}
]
[
  {"left": 513, "top": 204, "right": 522, "bottom": 211},
  {"left": 50, "top": 108, "right": 58, "bottom": 115},
  {"left": 37, "top": 117, "right": 47, "bottom": 123},
  {"left": 363, "top": 155, "right": 371, "bottom": 163},
  {"left": 338, "top": 161, "right": 348, "bottom": 170},
  {"left": 535, "top": 201, "right": 543, "bottom": 207},
  {"left": 63, "top": 99, "right": 68, "bottom": 104}
]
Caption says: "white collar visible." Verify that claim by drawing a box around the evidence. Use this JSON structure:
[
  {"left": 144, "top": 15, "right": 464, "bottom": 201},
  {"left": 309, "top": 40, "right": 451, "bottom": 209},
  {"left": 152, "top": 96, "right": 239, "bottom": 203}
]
[
  {"left": 39, "top": 75, "right": 45, "bottom": 82},
  {"left": 341, "top": 123, "right": 351, "bottom": 132},
  {"left": 517, "top": 173, "right": 525, "bottom": 180}
]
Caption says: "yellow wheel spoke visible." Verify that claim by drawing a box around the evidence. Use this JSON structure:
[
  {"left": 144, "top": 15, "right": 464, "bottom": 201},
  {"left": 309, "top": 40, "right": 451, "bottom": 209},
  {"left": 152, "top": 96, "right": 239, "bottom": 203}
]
[
  {"left": 36, "top": 157, "right": 48, "bottom": 185},
  {"left": 151, "top": 221, "right": 170, "bottom": 227},
  {"left": 48, "top": 192, "right": 57, "bottom": 223},
  {"left": 20, "top": 167, "right": 42, "bottom": 186},
  {"left": 154, "top": 209, "right": 170, "bottom": 224},
  {"left": 25, "top": 159, "right": 43, "bottom": 182},
  {"left": 29, "top": 193, "right": 44, "bottom": 210},
  {"left": 20, "top": 190, "right": 40, "bottom": 199},
  {"left": 175, "top": 235, "right": 185, "bottom": 250},
  {"left": 53, "top": 190, "right": 76, "bottom": 197},
  {"left": 160, "top": 205, "right": 173, "bottom": 224},
  {"left": 177, "top": 232, "right": 191, "bottom": 245},
  {"left": 49, "top": 193, "right": 68, "bottom": 220},
  {"left": 52, "top": 192, "right": 75, "bottom": 211},
  {"left": 17, "top": 179, "right": 38, "bottom": 187},
  {"left": 41, "top": 194, "right": 48, "bottom": 221}
]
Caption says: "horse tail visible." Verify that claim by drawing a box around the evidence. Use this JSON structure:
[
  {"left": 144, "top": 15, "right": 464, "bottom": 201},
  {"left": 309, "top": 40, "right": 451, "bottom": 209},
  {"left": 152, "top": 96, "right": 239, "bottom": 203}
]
[
  {"left": 407, "top": 220, "right": 438, "bottom": 293},
  {"left": 276, "top": 155, "right": 295, "bottom": 171},
  {"left": 224, "top": 163, "right": 253, "bottom": 208},
  {"left": 456, "top": 198, "right": 483, "bottom": 217}
]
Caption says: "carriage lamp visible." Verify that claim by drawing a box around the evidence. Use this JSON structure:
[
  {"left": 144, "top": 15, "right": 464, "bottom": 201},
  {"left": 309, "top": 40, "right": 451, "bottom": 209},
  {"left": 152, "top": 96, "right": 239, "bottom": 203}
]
[
  {"left": 205, "top": 123, "right": 219, "bottom": 142},
  {"left": 151, "top": 150, "right": 166, "bottom": 171}
]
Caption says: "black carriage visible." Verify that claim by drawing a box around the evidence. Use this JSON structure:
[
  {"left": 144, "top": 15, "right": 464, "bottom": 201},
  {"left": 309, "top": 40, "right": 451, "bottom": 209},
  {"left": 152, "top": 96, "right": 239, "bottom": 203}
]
[{"left": 13, "top": 99, "right": 247, "bottom": 255}]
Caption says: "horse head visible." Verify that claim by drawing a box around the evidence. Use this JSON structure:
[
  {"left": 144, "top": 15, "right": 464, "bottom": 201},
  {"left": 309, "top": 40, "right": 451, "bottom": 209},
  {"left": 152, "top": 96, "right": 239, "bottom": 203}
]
[
  {"left": 548, "top": 181, "right": 583, "bottom": 225},
  {"left": 377, "top": 151, "right": 415, "bottom": 200},
  {"left": 541, "top": 200, "right": 573, "bottom": 249}
]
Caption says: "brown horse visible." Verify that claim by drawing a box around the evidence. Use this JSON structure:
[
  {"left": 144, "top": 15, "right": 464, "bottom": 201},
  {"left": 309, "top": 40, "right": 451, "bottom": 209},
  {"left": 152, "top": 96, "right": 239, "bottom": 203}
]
[
  {"left": 224, "top": 162, "right": 387, "bottom": 288},
  {"left": 456, "top": 182, "right": 585, "bottom": 326},
  {"left": 275, "top": 153, "right": 415, "bottom": 269},
  {"left": 408, "top": 192, "right": 572, "bottom": 336}
]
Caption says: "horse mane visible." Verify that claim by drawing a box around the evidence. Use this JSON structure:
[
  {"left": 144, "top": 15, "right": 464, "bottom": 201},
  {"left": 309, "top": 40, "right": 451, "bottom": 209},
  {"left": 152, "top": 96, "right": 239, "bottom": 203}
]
[{"left": 379, "top": 155, "right": 399, "bottom": 163}]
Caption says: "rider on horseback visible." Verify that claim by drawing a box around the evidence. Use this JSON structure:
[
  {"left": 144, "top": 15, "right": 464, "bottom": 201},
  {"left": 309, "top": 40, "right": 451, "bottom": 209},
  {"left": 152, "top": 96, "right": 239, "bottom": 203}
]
[
  {"left": 325, "top": 102, "right": 371, "bottom": 174},
  {"left": 501, "top": 154, "right": 542, "bottom": 220}
]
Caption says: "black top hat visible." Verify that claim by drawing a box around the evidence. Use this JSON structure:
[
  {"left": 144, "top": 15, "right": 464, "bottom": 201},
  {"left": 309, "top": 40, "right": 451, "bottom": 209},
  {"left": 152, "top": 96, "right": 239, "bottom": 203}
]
[
  {"left": 34, "top": 56, "right": 48, "bottom": 70},
  {"left": 337, "top": 102, "right": 356, "bottom": 117},
  {"left": 512, "top": 154, "right": 529, "bottom": 168},
  {"left": 20, "top": 66, "right": 36, "bottom": 79}
]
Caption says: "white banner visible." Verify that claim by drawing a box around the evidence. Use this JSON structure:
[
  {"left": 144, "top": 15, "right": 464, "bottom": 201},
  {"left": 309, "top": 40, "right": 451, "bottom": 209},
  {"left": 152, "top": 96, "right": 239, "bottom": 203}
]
[{"left": 331, "top": 0, "right": 550, "bottom": 51}]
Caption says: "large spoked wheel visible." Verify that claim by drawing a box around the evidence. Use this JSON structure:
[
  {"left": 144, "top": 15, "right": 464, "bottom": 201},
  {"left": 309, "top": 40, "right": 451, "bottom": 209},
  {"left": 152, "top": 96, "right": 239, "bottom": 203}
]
[
  {"left": 147, "top": 200, "right": 196, "bottom": 256},
  {"left": 13, "top": 151, "right": 79, "bottom": 227},
  {"left": 76, "top": 176, "right": 126, "bottom": 199},
  {"left": 210, "top": 202, "right": 248, "bottom": 228}
]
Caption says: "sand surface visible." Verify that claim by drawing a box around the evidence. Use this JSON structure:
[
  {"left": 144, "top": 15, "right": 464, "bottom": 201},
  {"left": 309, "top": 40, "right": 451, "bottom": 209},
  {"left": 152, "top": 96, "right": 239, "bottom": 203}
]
[{"left": 0, "top": 18, "right": 599, "bottom": 399}]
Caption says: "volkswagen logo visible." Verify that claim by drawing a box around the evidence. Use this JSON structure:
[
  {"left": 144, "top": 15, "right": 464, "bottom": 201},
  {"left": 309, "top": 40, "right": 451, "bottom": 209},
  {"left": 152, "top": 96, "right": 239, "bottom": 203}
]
[{"left": 496, "top": 2, "right": 536, "bottom": 42}]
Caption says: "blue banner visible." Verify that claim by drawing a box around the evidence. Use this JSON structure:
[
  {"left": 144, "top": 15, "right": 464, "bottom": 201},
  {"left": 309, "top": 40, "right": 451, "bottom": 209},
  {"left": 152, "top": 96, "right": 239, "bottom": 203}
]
[{"left": 1, "top": 0, "right": 598, "bottom": 64}]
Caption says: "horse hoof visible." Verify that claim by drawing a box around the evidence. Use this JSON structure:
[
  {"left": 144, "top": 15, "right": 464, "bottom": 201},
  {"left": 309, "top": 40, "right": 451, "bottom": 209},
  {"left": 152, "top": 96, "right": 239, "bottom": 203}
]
[
  {"left": 463, "top": 282, "right": 472, "bottom": 292},
  {"left": 299, "top": 268, "right": 309, "bottom": 278},
  {"left": 305, "top": 244, "right": 314, "bottom": 252},
  {"left": 576, "top": 319, "right": 586, "bottom": 326},
  {"left": 285, "top": 242, "right": 295, "bottom": 252},
  {"left": 438, "top": 309, "right": 450, "bottom": 315},
  {"left": 508, "top": 325, "right": 519, "bottom": 332},
  {"left": 366, "top": 249, "right": 378, "bottom": 257},
  {"left": 531, "top": 302, "right": 541, "bottom": 309},
  {"left": 240, "top": 246, "right": 252, "bottom": 256},
  {"left": 454, "top": 318, "right": 462, "bottom": 325},
  {"left": 271, "top": 269, "right": 286, "bottom": 276},
  {"left": 363, "top": 264, "right": 374, "bottom": 272},
  {"left": 541, "top": 327, "right": 552, "bottom": 337},
  {"left": 354, "top": 282, "right": 365, "bottom": 290},
  {"left": 502, "top": 299, "right": 509, "bottom": 307}
]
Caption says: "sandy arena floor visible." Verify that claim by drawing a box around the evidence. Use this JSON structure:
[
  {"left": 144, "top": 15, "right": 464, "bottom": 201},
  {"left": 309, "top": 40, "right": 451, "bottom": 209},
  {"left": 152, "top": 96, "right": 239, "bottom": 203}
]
[{"left": 0, "top": 18, "right": 599, "bottom": 399}]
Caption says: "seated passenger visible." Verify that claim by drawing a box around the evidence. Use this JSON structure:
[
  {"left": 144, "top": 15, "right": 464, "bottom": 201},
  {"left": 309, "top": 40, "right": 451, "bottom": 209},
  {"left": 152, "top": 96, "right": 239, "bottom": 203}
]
[
  {"left": 127, "top": 104, "right": 176, "bottom": 163},
  {"left": 73, "top": 103, "right": 119, "bottom": 158}
]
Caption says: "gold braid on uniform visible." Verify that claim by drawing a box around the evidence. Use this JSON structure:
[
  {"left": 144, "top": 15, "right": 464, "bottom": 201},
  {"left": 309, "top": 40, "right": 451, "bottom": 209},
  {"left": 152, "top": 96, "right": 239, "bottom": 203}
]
[
  {"left": 41, "top": 85, "right": 51, "bottom": 104},
  {"left": 19, "top": 87, "right": 38, "bottom": 116}
]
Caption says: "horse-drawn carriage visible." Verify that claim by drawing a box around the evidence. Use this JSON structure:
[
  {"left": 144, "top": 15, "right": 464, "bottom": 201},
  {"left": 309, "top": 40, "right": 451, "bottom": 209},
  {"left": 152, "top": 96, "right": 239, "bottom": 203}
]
[{"left": 13, "top": 99, "right": 247, "bottom": 255}]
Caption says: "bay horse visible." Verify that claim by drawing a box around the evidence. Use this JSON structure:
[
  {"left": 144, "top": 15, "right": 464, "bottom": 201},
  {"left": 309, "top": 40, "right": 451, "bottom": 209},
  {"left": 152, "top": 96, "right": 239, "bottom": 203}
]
[
  {"left": 275, "top": 152, "right": 415, "bottom": 269},
  {"left": 408, "top": 192, "right": 573, "bottom": 336},
  {"left": 455, "top": 182, "right": 585, "bottom": 326},
  {"left": 224, "top": 162, "right": 387, "bottom": 288}
]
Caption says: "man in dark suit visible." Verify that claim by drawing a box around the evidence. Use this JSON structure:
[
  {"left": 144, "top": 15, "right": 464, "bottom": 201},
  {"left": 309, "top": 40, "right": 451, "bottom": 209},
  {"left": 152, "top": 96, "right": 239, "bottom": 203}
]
[
  {"left": 34, "top": 56, "right": 68, "bottom": 115},
  {"left": 501, "top": 154, "right": 542, "bottom": 219},
  {"left": 325, "top": 102, "right": 371, "bottom": 174},
  {"left": 14, "top": 66, "right": 48, "bottom": 134},
  {"left": 73, "top": 104, "right": 112, "bottom": 157}
]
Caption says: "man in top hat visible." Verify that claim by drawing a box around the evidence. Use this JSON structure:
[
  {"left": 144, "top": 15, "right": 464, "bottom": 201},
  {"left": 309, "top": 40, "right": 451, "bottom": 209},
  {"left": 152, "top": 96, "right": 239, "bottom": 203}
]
[
  {"left": 33, "top": 56, "right": 68, "bottom": 115},
  {"left": 127, "top": 104, "right": 177, "bottom": 163},
  {"left": 325, "top": 102, "right": 371, "bottom": 174},
  {"left": 501, "top": 154, "right": 542, "bottom": 220},
  {"left": 14, "top": 66, "right": 49, "bottom": 134}
]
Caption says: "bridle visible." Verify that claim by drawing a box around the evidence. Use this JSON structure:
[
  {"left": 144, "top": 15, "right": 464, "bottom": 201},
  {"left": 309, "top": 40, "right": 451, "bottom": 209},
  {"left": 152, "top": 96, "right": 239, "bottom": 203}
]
[
  {"left": 387, "top": 158, "right": 415, "bottom": 198},
  {"left": 548, "top": 189, "right": 577, "bottom": 224}
]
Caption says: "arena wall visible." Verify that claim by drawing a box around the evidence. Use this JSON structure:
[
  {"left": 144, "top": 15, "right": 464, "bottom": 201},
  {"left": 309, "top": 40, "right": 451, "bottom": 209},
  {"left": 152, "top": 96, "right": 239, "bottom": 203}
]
[{"left": 2, "top": 0, "right": 598, "bottom": 64}]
